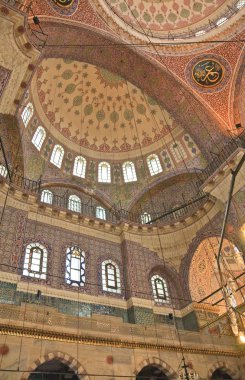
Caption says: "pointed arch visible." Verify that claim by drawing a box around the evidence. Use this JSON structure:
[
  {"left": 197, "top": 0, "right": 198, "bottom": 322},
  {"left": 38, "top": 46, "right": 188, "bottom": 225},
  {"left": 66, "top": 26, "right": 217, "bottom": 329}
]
[
  {"left": 134, "top": 357, "right": 178, "bottom": 379},
  {"left": 21, "top": 351, "right": 90, "bottom": 380},
  {"left": 208, "top": 361, "right": 240, "bottom": 379}
]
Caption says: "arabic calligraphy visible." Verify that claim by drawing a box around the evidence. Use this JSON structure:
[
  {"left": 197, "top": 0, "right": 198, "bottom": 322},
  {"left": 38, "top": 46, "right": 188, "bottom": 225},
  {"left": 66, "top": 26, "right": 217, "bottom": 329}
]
[
  {"left": 192, "top": 59, "right": 224, "bottom": 87},
  {"left": 52, "top": 0, "right": 74, "bottom": 7}
]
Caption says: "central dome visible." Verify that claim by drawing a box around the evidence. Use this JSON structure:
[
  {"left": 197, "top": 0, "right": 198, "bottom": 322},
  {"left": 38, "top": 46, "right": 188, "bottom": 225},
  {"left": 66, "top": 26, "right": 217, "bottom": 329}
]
[{"left": 31, "top": 58, "right": 179, "bottom": 160}]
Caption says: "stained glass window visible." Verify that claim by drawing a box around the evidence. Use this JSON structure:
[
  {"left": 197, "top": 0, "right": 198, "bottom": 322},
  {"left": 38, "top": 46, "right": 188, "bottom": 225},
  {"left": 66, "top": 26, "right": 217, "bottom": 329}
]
[
  {"left": 21, "top": 102, "right": 33, "bottom": 127},
  {"left": 122, "top": 161, "right": 137, "bottom": 182},
  {"left": 50, "top": 144, "right": 64, "bottom": 168},
  {"left": 23, "top": 243, "right": 48, "bottom": 279},
  {"left": 102, "top": 260, "right": 121, "bottom": 293},
  {"left": 151, "top": 275, "right": 169, "bottom": 303},
  {"left": 73, "top": 156, "right": 86, "bottom": 178},
  {"left": 68, "top": 195, "right": 81, "bottom": 213},
  {"left": 98, "top": 162, "right": 111, "bottom": 183},
  {"left": 32, "top": 126, "right": 46, "bottom": 150},
  {"left": 66, "top": 246, "right": 85, "bottom": 286},
  {"left": 41, "top": 189, "right": 53, "bottom": 205},
  {"left": 147, "top": 154, "right": 162, "bottom": 176}
]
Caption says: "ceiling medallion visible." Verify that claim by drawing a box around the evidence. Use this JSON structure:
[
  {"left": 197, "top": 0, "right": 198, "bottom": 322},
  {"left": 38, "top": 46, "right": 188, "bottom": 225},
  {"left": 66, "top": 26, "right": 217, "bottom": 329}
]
[
  {"left": 192, "top": 59, "right": 224, "bottom": 88},
  {"left": 52, "top": 0, "right": 74, "bottom": 7},
  {"left": 185, "top": 54, "right": 231, "bottom": 93},
  {"left": 48, "top": 0, "right": 79, "bottom": 15}
]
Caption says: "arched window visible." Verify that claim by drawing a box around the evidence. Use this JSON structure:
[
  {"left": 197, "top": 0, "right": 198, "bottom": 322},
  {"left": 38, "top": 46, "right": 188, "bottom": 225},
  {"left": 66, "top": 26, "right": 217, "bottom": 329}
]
[
  {"left": 21, "top": 102, "right": 33, "bottom": 127},
  {"left": 50, "top": 144, "right": 64, "bottom": 168},
  {"left": 147, "top": 154, "right": 162, "bottom": 176},
  {"left": 23, "top": 242, "right": 48, "bottom": 279},
  {"left": 65, "top": 246, "right": 85, "bottom": 286},
  {"left": 41, "top": 189, "right": 53, "bottom": 205},
  {"left": 96, "top": 206, "right": 106, "bottom": 220},
  {"left": 141, "top": 212, "right": 151, "bottom": 224},
  {"left": 32, "top": 126, "right": 46, "bottom": 150},
  {"left": 68, "top": 195, "right": 81, "bottom": 213},
  {"left": 73, "top": 156, "right": 86, "bottom": 178},
  {"left": 102, "top": 260, "right": 121, "bottom": 293},
  {"left": 122, "top": 161, "right": 137, "bottom": 182},
  {"left": 170, "top": 142, "right": 187, "bottom": 163},
  {"left": 98, "top": 162, "right": 111, "bottom": 183},
  {"left": 151, "top": 275, "right": 169, "bottom": 303},
  {"left": 0, "top": 165, "right": 7, "bottom": 178}
]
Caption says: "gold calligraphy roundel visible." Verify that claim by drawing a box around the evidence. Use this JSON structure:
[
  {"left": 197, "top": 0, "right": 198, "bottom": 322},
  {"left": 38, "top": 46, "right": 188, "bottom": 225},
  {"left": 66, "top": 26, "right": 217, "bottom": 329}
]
[
  {"left": 185, "top": 54, "right": 230, "bottom": 93},
  {"left": 52, "top": 0, "right": 74, "bottom": 7},
  {"left": 192, "top": 59, "right": 224, "bottom": 88}
]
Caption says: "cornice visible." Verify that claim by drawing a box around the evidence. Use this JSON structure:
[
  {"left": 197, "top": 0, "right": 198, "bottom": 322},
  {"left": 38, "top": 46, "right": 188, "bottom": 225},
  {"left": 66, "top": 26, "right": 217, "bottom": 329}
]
[{"left": 0, "top": 323, "right": 243, "bottom": 356}]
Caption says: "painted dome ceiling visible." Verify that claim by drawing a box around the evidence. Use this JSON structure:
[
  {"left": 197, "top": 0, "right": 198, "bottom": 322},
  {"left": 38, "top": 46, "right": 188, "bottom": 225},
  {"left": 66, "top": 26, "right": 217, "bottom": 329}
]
[
  {"left": 31, "top": 58, "right": 182, "bottom": 160},
  {"left": 93, "top": 0, "right": 239, "bottom": 40}
]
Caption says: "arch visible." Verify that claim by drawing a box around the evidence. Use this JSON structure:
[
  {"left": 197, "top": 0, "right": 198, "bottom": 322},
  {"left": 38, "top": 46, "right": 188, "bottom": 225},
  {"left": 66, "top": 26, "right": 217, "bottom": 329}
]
[
  {"left": 187, "top": 236, "right": 244, "bottom": 309},
  {"left": 208, "top": 361, "right": 240, "bottom": 380},
  {"left": 21, "top": 351, "right": 90, "bottom": 380},
  {"left": 122, "top": 161, "right": 137, "bottom": 182},
  {"left": 134, "top": 357, "right": 178, "bottom": 379},
  {"left": 40, "top": 20, "right": 227, "bottom": 158}
]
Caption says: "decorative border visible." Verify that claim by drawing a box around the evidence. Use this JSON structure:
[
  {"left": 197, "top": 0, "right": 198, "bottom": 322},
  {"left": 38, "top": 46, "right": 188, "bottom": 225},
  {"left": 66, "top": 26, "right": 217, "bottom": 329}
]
[
  {"left": 0, "top": 65, "right": 11, "bottom": 98},
  {"left": 185, "top": 54, "right": 231, "bottom": 94},
  {"left": 0, "top": 324, "right": 243, "bottom": 357}
]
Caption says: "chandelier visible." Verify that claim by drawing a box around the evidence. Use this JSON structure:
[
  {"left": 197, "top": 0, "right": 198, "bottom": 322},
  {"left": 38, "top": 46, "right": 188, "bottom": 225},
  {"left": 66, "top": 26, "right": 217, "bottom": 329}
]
[{"left": 178, "top": 358, "right": 199, "bottom": 380}]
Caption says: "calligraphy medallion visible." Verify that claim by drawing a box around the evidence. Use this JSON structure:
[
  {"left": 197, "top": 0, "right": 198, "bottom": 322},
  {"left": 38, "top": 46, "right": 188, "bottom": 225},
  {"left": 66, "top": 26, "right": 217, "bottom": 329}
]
[
  {"left": 52, "top": 0, "right": 74, "bottom": 7},
  {"left": 48, "top": 0, "right": 79, "bottom": 15},
  {"left": 192, "top": 59, "right": 224, "bottom": 88},
  {"left": 185, "top": 54, "right": 231, "bottom": 93}
]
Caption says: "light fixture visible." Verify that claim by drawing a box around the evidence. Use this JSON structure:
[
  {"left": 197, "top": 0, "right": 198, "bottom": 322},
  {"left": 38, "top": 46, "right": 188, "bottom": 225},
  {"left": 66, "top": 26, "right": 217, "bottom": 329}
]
[
  {"left": 238, "top": 331, "right": 245, "bottom": 343},
  {"left": 178, "top": 357, "right": 199, "bottom": 380}
]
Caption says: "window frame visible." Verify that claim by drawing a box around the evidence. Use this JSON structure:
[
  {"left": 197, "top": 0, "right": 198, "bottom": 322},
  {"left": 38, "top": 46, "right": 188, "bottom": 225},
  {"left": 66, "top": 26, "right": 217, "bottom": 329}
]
[
  {"left": 65, "top": 246, "right": 85, "bottom": 287},
  {"left": 96, "top": 206, "right": 106, "bottom": 220},
  {"left": 0, "top": 165, "right": 8, "bottom": 178},
  {"left": 50, "top": 144, "right": 64, "bottom": 168},
  {"left": 41, "top": 189, "right": 53, "bottom": 205},
  {"left": 102, "top": 259, "right": 121, "bottom": 293},
  {"left": 73, "top": 156, "right": 86, "bottom": 178},
  {"left": 68, "top": 195, "right": 81, "bottom": 213},
  {"left": 32, "top": 126, "right": 46, "bottom": 151},
  {"left": 151, "top": 275, "right": 169, "bottom": 304},
  {"left": 122, "top": 161, "right": 137, "bottom": 183},
  {"left": 140, "top": 212, "right": 151, "bottom": 224},
  {"left": 147, "top": 154, "right": 162, "bottom": 176},
  {"left": 23, "top": 242, "right": 48, "bottom": 280},
  {"left": 98, "top": 162, "right": 111, "bottom": 183},
  {"left": 21, "top": 102, "right": 34, "bottom": 127}
]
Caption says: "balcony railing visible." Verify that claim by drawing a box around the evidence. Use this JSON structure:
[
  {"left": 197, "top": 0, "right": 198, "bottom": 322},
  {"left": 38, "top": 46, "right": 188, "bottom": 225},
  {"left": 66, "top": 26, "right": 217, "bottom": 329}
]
[{"left": 0, "top": 133, "right": 244, "bottom": 226}]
